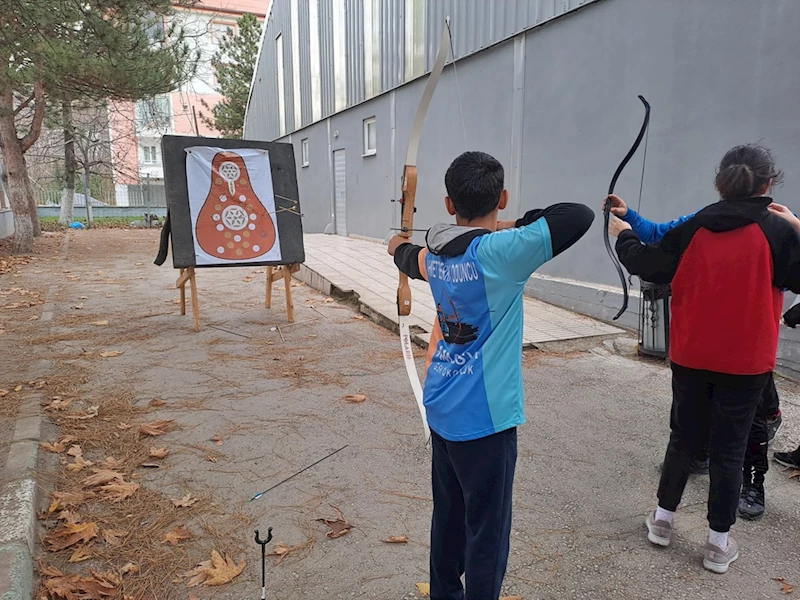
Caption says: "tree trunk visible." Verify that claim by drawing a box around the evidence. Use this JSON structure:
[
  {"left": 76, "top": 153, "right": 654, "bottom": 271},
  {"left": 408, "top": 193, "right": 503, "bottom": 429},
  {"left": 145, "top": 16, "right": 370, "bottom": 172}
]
[
  {"left": 59, "top": 100, "right": 76, "bottom": 224},
  {"left": 0, "top": 91, "right": 35, "bottom": 253}
]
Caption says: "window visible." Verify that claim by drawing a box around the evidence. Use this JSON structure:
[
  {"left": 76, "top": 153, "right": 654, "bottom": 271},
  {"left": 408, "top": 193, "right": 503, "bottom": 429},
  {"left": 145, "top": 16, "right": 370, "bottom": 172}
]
[
  {"left": 142, "top": 146, "right": 158, "bottom": 164},
  {"left": 301, "top": 138, "right": 309, "bottom": 167},
  {"left": 363, "top": 117, "right": 376, "bottom": 156},
  {"left": 276, "top": 34, "right": 286, "bottom": 136},
  {"left": 211, "top": 22, "right": 234, "bottom": 44},
  {"left": 135, "top": 95, "right": 171, "bottom": 131}
]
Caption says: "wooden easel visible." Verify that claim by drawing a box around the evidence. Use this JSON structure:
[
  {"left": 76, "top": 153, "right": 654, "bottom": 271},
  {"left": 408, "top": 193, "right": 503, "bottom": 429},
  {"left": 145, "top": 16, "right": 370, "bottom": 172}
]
[
  {"left": 176, "top": 267, "right": 200, "bottom": 332},
  {"left": 266, "top": 264, "right": 300, "bottom": 323}
]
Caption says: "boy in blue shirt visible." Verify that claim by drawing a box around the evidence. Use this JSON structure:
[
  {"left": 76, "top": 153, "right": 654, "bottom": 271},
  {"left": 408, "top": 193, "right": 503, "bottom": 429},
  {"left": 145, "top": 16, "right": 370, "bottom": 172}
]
[
  {"left": 389, "top": 151, "right": 593, "bottom": 600},
  {"left": 604, "top": 194, "right": 784, "bottom": 521}
]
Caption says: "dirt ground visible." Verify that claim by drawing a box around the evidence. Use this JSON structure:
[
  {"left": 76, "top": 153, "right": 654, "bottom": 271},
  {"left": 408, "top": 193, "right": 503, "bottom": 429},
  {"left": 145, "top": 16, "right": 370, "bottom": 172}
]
[{"left": 1, "top": 229, "right": 799, "bottom": 600}]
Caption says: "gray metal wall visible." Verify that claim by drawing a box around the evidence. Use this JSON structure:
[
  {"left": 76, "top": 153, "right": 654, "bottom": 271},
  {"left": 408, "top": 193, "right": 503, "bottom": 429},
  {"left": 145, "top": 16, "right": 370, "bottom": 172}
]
[
  {"left": 246, "top": 0, "right": 599, "bottom": 139},
  {"left": 246, "top": 0, "right": 800, "bottom": 374}
]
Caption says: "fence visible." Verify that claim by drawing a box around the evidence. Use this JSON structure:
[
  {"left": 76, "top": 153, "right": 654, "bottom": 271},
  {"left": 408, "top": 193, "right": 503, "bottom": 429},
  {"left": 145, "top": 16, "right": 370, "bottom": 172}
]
[
  {"left": 37, "top": 206, "right": 167, "bottom": 220},
  {"left": 33, "top": 183, "right": 167, "bottom": 208}
]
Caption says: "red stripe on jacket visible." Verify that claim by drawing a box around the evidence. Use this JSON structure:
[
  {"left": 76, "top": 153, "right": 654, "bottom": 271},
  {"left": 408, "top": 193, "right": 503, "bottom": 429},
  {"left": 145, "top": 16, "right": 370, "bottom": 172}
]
[{"left": 670, "top": 224, "right": 782, "bottom": 375}]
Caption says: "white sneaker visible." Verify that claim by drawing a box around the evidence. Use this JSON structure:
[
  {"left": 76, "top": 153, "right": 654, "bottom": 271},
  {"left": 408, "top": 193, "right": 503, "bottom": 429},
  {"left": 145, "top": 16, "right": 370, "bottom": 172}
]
[
  {"left": 645, "top": 511, "right": 672, "bottom": 547},
  {"left": 703, "top": 536, "right": 739, "bottom": 574}
]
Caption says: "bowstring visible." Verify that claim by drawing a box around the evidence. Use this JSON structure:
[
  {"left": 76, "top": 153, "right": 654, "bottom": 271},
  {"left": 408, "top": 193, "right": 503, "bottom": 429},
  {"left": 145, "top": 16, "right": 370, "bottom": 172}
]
[
  {"left": 446, "top": 18, "right": 468, "bottom": 150},
  {"left": 636, "top": 125, "right": 650, "bottom": 213}
]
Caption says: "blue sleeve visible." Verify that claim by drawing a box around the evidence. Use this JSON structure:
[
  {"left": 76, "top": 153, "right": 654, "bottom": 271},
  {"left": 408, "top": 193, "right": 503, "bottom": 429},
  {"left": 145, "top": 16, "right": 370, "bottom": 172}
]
[
  {"left": 622, "top": 208, "right": 697, "bottom": 244},
  {"left": 477, "top": 219, "right": 553, "bottom": 286}
]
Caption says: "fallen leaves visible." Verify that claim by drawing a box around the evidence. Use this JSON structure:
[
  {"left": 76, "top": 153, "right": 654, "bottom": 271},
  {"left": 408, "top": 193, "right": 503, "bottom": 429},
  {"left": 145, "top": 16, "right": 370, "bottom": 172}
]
[
  {"left": 184, "top": 550, "right": 245, "bottom": 587},
  {"left": 172, "top": 494, "right": 198, "bottom": 508},
  {"left": 163, "top": 526, "right": 193, "bottom": 546},
  {"left": 90, "top": 320, "right": 109, "bottom": 326},
  {"left": 149, "top": 447, "right": 169, "bottom": 458},
  {"left": 82, "top": 469, "right": 124, "bottom": 487},
  {"left": 68, "top": 546, "right": 93, "bottom": 563},
  {"left": 382, "top": 535, "right": 409, "bottom": 544},
  {"left": 62, "top": 406, "right": 99, "bottom": 420},
  {"left": 211, "top": 435, "right": 223, "bottom": 446},
  {"left": 43, "top": 521, "right": 99, "bottom": 551},
  {"left": 788, "top": 469, "right": 800, "bottom": 480},
  {"left": 98, "top": 480, "right": 140, "bottom": 502},
  {"left": 102, "top": 529, "right": 127, "bottom": 547},
  {"left": 49, "top": 491, "right": 88, "bottom": 514},
  {"left": 774, "top": 577, "right": 794, "bottom": 594},
  {"left": 149, "top": 398, "right": 166, "bottom": 407},
  {"left": 41, "top": 436, "right": 78, "bottom": 454},
  {"left": 99, "top": 350, "right": 123, "bottom": 358},
  {"left": 316, "top": 505, "right": 353, "bottom": 539},
  {"left": 139, "top": 419, "right": 175, "bottom": 437},
  {"left": 343, "top": 393, "right": 367, "bottom": 403},
  {"left": 40, "top": 566, "right": 121, "bottom": 599}
]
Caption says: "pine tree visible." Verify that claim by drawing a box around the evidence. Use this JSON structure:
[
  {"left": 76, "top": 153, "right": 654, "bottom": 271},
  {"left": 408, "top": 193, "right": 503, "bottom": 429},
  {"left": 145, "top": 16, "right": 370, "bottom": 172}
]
[
  {"left": 0, "top": 0, "right": 197, "bottom": 253},
  {"left": 201, "top": 13, "right": 262, "bottom": 139}
]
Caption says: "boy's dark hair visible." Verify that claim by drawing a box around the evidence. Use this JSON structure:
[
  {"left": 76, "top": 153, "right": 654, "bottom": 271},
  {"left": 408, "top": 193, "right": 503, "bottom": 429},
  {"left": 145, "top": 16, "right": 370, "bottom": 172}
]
[
  {"left": 715, "top": 144, "right": 783, "bottom": 200},
  {"left": 444, "top": 151, "right": 504, "bottom": 220}
]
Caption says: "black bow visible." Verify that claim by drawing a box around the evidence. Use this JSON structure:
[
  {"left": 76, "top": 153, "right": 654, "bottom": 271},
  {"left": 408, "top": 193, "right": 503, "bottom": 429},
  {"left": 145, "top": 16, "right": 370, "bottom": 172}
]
[{"left": 603, "top": 95, "right": 651, "bottom": 320}]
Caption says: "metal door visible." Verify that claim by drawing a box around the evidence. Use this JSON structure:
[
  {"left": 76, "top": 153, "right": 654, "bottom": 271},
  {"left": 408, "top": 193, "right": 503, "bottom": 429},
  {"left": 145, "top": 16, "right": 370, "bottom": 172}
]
[{"left": 333, "top": 149, "right": 347, "bottom": 236}]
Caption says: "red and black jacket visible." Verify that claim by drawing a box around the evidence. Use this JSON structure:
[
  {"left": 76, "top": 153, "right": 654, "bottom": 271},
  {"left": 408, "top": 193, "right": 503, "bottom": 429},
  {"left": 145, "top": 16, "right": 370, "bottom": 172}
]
[{"left": 616, "top": 198, "right": 800, "bottom": 375}]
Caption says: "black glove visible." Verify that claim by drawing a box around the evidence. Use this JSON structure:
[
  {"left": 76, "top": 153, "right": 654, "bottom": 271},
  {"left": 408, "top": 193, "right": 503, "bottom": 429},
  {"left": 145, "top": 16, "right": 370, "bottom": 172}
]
[{"left": 783, "top": 303, "right": 800, "bottom": 328}]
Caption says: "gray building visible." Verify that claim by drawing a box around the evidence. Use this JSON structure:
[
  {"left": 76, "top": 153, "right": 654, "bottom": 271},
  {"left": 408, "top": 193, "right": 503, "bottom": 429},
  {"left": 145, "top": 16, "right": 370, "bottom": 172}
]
[{"left": 244, "top": 0, "right": 800, "bottom": 375}]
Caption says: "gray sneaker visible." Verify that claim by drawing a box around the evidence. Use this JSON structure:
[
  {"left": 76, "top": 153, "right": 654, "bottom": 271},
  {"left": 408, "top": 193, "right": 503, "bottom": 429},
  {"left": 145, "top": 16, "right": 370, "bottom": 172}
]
[
  {"left": 645, "top": 511, "right": 672, "bottom": 547},
  {"left": 703, "top": 536, "right": 739, "bottom": 574}
]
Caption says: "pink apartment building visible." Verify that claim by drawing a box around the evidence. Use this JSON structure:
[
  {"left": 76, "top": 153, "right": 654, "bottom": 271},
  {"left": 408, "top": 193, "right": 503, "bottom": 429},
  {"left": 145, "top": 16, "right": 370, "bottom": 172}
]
[{"left": 111, "top": 1, "right": 266, "bottom": 196}]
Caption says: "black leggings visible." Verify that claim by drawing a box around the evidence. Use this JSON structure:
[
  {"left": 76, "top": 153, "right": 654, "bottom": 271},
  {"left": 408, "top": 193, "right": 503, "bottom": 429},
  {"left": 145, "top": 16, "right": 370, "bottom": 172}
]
[{"left": 658, "top": 364, "right": 769, "bottom": 532}]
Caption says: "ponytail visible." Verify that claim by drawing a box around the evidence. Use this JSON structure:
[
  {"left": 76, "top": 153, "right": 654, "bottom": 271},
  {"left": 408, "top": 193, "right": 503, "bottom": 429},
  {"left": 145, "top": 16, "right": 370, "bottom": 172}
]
[{"left": 714, "top": 144, "right": 782, "bottom": 200}]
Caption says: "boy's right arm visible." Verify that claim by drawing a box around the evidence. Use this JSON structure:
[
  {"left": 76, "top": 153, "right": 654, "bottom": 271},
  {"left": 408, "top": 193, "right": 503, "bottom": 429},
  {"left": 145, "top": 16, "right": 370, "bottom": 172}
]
[{"left": 478, "top": 203, "right": 594, "bottom": 284}]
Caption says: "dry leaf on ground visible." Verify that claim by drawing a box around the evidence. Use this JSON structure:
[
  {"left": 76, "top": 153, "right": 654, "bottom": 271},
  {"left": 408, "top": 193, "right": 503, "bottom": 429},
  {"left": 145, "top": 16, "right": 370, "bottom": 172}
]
[
  {"left": 149, "top": 447, "right": 169, "bottom": 458},
  {"left": 343, "top": 393, "right": 367, "bottom": 403},
  {"left": 41, "top": 436, "right": 78, "bottom": 454},
  {"left": 206, "top": 455, "right": 218, "bottom": 463},
  {"left": 774, "top": 578, "right": 794, "bottom": 594},
  {"left": 211, "top": 435, "right": 223, "bottom": 446},
  {"left": 172, "top": 494, "right": 198, "bottom": 508},
  {"left": 43, "top": 521, "right": 99, "bottom": 551},
  {"left": 82, "top": 469, "right": 124, "bottom": 487},
  {"left": 788, "top": 469, "right": 800, "bottom": 480},
  {"left": 91, "top": 320, "right": 109, "bottom": 326},
  {"left": 66, "top": 454, "right": 94, "bottom": 473},
  {"left": 139, "top": 419, "right": 175, "bottom": 436},
  {"left": 416, "top": 583, "right": 430, "bottom": 595},
  {"left": 163, "top": 526, "right": 193, "bottom": 546},
  {"left": 99, "top": 350, "right": 123, "bottom": 358},
  {"left": 66, "top": 445, "right": 83, "bottom": 457},
  {"left": 316, "top": 505, "right": 353, "bottom": 539},
  {"left": 149, "top": 398, "right": 166, "bottom": 407},
  {"left": 116, "top": 422, "right": 133, "bottom": 430},
  {"left": 103, "top": 457, "right": 123, "bottom": 469},
  {"left": 102, "top": 529, "right": 127, "bottom": 546},
  {"left": 68, "top": 547, "right": 93, "bottom": 563},
  {"left": 184, "top": 550, "right": 245, "bottom": 586},
  {"left": 120, "top": 562, "right": 139, "bottom": 575},
  {"left": 57, "top": 510, "right": 81, "bottom": 525},
  {"left": 48, "top": 397, "right": 74, "bottom": 410},
  {"left": 382, "top": 535, "right": 409, "bottom": 543},
  {"left": 63, "top": 406, "right": 99, "bottom": 420},
  {"left": 42, "top": 568, "right": 121, "bottom": 599},
  {"left": 49, "top": 491, "right": 87, "bottom": 514},
  {"left": 99, "top": 481, "right": 140, "bottom": 502}
]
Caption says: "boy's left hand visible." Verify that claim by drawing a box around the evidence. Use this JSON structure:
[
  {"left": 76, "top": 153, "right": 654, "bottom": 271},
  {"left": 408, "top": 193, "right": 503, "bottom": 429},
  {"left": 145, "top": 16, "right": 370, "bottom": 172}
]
[
  {"left": 387, "top": 235, "right": 411, "bottom": 256},
  {"left": 608, "top": 215, "right": 632, "bottom": 238}
]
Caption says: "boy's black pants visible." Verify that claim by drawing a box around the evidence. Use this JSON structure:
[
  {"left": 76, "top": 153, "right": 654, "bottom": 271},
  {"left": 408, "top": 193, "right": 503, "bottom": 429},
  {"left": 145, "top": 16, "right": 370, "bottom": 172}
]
[
  {"left": 430, "top": 428, "right": 517, "bottom": 600},
  {"left": 694, "top": 372, "right": 776, "bottom": 484},
  {"left": 658, "top": 364, "right": 769, "bottom": 532}
]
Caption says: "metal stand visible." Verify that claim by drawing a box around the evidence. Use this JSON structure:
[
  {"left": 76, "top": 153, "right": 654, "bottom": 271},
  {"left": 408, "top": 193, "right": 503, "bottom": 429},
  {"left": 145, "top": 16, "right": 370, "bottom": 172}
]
[
  {"left": 254, "top": 528, "right": 273, "bottom": 600},
  {"left": 638, "top": 279, "right": 671, "bottom": 358}
]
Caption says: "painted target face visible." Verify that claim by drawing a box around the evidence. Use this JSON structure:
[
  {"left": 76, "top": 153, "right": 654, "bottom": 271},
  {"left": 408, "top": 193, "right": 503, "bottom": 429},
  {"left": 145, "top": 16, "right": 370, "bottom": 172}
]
[{"left": 194, "top": 151, "right": 276, "bottom": 260}]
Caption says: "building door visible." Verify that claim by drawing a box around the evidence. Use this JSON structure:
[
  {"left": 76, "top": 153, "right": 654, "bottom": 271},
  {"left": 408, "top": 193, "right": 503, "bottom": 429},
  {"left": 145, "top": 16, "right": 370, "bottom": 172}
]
[{"left": 333, "top": 149, "right": 347, "bottom": 236}]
